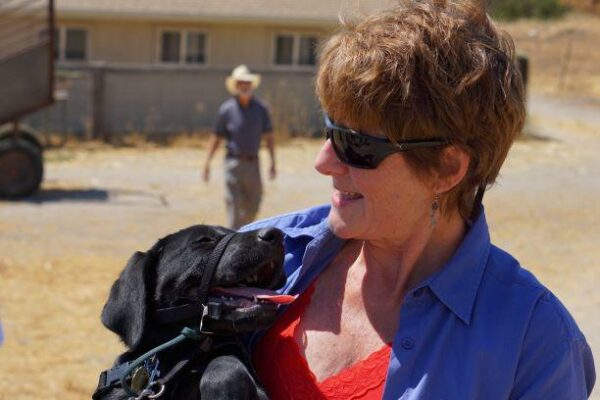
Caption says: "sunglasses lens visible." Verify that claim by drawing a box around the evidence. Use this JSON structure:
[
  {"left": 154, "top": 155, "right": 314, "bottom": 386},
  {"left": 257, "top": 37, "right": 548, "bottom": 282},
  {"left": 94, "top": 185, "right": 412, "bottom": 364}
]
[
  {"left": 327, "top": 128, "right": 383, "bottom": 169},
  {"left": 324, "top": 115, "right": 447, "bottom": 169}
]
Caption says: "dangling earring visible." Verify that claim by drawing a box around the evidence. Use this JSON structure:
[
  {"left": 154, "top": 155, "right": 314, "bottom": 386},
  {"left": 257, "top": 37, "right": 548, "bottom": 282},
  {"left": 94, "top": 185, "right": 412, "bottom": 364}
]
[{"left": 430, "top": 193, "right": 440, "bottom": 228}]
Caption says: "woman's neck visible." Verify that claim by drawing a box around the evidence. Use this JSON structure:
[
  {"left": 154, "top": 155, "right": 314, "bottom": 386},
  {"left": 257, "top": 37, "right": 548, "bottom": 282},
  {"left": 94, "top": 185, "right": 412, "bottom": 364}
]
[{"left": 356, "top": 210, "right": 467, "bottom": 305}]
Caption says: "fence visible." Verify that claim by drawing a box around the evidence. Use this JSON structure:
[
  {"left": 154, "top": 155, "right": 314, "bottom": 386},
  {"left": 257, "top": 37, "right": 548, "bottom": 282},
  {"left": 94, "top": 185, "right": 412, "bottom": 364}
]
[{"left": 25, "top": 64, "right": 323, "bottom": 139}]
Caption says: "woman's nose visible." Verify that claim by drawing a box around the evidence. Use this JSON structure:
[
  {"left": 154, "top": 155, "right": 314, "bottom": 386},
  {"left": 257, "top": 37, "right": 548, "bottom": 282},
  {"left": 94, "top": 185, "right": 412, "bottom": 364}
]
[{"left": 314, "top": 139, "right": 347, "bottom": 176}]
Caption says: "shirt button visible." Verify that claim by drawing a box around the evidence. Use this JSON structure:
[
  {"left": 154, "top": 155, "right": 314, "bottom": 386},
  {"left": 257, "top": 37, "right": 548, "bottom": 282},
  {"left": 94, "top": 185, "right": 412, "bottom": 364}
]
[
  {"left": 413, "top": 288, "right": 424, "bottom": 297},
  {"left": 401, "top": 337, "right": 414, "bottom": 350}
]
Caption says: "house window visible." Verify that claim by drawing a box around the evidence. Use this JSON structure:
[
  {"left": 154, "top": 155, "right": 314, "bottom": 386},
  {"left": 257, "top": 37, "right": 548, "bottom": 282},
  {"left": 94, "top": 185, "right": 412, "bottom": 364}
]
[
  {"left": 64, "top": 28, "right": 87, "bottom": 60},
  {"left": 160, "top": 30, "right": 206, "bottom": 64},
  {"left": 275, "top": 35, "right": 294, "bottom": 65},
  {"left": 274, "top": 33, "right": 318, "bottom": 66},
  {"left": 52, "top": 27, "right": 88, "bottom": 61},
  {"left": 186, "top": 32, "right": 206, "bottom": 63},
  {"left": 298, "top": 36, "right": 318, "bottom": 66},
  {"left": 161, "top": 31, "right": 181, "bottom": 63}
]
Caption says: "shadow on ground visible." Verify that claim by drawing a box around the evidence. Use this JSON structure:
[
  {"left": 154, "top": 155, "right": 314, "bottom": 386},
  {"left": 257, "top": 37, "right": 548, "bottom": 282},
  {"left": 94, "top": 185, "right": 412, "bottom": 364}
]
[
  {"left": 21, "top": 188, "right": 110, "bottom": 203},
  {"left": 1, "top": 188, "right": 170, "bottom": 206}
]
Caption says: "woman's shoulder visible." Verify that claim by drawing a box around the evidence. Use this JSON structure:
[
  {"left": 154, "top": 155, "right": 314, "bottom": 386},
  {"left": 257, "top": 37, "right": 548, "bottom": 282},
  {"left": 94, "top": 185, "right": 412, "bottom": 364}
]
[
  {"left": 476, "top": 246, "right": 595, "bottom": 397},
  {"left": 484, "top": 245, "right": 583, "bottom": 338},
  {"left": 485, "top": 246, "right": 596, "bottom": 396}
]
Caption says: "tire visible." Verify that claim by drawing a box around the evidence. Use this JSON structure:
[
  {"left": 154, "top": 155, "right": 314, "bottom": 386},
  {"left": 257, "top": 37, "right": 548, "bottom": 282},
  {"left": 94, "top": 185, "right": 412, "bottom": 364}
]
[{"left": 0, "top": 137, "right": 43, "bottom": 198}]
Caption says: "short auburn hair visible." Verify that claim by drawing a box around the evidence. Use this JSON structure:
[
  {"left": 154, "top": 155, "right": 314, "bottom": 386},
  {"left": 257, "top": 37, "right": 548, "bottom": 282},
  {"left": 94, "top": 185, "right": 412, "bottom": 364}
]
[{"left": 316, "top": 0, "right": 526, "bottom": 220}]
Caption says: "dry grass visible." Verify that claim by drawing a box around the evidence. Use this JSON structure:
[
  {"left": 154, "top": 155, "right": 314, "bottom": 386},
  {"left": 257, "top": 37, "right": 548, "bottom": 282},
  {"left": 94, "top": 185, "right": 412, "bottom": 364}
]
[
  {"left": 562, "top": 0, "right": 600, "bottom": 14},
  {"left": 500, "top": 12, "right": 600, "bottom": 96}
]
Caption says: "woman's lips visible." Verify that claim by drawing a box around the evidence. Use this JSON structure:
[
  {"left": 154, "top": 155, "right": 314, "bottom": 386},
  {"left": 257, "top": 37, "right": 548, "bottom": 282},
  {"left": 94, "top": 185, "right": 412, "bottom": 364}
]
[{"left": 332, "top": 190, "right": 364, "bottom": 207}]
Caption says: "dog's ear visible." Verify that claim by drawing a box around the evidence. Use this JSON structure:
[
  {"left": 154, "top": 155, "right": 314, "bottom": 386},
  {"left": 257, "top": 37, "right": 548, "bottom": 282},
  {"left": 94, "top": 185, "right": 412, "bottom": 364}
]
[{"left": 101, "top": 251, "right": 152, "bottom": 350}]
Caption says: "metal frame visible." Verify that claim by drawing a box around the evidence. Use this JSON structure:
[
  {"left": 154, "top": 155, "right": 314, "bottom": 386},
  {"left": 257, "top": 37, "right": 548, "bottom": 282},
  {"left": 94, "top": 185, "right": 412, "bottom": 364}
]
[{"left": 0, "top": 0, "right": 55, "bottom": 125}]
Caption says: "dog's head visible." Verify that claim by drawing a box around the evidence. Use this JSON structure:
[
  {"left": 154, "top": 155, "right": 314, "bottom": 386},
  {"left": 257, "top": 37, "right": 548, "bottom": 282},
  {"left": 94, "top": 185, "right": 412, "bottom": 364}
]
[{"left": 101, "top": 225, "right": 288, "bottom": 350}]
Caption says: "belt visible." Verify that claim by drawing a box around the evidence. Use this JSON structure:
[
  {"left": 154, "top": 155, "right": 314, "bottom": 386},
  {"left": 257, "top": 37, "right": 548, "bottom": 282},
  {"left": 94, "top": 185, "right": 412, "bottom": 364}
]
[{"left": 226, "top": 153, "right": 258, "bottom": 161}]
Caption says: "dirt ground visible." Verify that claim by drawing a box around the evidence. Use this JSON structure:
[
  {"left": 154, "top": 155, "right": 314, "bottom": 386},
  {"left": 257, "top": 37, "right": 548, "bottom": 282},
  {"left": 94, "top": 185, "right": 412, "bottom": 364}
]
[{"left": 0, "top": 90, "right": 597, "bottom": 399}]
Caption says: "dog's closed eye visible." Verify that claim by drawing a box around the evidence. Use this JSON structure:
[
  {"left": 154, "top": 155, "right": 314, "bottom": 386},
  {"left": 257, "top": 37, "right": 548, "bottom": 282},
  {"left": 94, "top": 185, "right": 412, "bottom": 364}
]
[{"left": 190, "top": 237, "right": 216, "bottom": 245}]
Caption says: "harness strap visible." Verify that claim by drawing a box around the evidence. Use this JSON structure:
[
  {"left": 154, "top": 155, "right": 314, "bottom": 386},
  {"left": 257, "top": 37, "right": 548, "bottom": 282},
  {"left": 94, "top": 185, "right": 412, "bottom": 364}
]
[
  {"left": 197, "top": 233, "right": 235, "bottom": 306},
  {"left": 92, "top": 362, "right": 133, "bottom": 400},
  {"left": 153, "top": 302, "right": 205, "bottom": 325},
  {"left": 153, "top": 343, "right": 211, "bottom": 394},
  {"left": 153, "top": 301, "right": 228, "bottom": 326}
]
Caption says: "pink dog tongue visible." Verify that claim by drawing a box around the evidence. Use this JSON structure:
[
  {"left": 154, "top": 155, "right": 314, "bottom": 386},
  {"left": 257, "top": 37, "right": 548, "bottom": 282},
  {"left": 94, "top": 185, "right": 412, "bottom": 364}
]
[{"left": 210, "top": 287, "right": 298, "bottom": 305}]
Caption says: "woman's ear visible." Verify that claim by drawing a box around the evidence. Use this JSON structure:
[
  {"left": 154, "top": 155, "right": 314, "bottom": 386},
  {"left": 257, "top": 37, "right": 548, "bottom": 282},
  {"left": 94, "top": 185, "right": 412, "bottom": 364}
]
[{"left": 434, "top": 145, "right": 470, "bottom": 194}]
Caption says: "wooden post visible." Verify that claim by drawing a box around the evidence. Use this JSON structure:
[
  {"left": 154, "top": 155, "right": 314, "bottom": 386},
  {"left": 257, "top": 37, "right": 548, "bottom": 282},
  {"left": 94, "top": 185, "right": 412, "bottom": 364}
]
[
  {"left": 558, "top": 35, "right": 574, "bottom": 92},
  {"left": 91, "top": 66, "right": 106, "bottom": 141}
]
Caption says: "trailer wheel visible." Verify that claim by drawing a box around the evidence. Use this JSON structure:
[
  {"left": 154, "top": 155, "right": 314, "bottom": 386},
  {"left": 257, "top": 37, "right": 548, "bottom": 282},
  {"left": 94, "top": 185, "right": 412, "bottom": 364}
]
[{"left": 0, "top": 137, "right": 43, "bottom": 198}]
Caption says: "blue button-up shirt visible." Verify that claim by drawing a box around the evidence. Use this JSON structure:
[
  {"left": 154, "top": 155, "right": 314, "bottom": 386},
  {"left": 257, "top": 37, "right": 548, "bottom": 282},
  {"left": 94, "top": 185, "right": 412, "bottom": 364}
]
[{"left": 243, "top": 205, "right": 595, "bottom": 399}]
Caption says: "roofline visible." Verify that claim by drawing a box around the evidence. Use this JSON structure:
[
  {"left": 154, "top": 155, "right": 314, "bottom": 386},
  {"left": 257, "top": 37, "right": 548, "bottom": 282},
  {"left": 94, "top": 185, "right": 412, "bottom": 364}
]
[{"left": 57, "top": 10, "right": 340, "bottom": 27}]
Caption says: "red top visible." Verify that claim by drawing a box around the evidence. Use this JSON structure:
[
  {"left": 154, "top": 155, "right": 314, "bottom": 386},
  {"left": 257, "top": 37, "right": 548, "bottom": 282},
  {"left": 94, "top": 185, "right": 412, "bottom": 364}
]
[{"left": 253, "top": 283, "right": 391, "bottom": 400}]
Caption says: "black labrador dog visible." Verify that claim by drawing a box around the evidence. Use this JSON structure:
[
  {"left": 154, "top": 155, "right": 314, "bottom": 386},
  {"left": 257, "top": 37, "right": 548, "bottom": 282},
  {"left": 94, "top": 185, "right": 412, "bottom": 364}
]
[{"left": 94, "top": 225, "right": 292, "bottom": 400}]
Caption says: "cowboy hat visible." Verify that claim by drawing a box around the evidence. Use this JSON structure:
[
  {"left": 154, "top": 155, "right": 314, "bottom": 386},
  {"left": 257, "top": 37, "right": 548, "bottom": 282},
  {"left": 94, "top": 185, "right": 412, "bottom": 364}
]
[{"left": 225, "top": 64, "right": 261, "bottom": 95}]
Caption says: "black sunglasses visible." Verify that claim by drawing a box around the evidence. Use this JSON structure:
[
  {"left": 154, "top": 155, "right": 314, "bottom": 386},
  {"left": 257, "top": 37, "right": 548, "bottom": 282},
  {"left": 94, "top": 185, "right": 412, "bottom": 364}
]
[{"left": 324, "top": 114, "right": 448, "bottom": 169}]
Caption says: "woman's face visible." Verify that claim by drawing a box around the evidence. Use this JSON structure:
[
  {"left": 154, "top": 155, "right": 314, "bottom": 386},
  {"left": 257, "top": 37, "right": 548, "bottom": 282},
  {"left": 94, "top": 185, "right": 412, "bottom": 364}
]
[{"left": 314, "top": 122, "right": 434, "bottom": 242}]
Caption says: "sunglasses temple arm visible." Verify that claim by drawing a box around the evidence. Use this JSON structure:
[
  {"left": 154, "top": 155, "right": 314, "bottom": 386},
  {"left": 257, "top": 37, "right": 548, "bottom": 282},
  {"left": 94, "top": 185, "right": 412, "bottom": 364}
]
[{"left": 398, "top": 140, "right": 448, "bottom": 150}]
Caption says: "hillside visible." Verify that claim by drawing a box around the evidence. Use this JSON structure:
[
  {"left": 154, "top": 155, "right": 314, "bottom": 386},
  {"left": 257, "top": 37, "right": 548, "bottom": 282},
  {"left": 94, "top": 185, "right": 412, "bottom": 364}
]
[{"left": 500, "top": 12, "right": 600, "bottom": 96}]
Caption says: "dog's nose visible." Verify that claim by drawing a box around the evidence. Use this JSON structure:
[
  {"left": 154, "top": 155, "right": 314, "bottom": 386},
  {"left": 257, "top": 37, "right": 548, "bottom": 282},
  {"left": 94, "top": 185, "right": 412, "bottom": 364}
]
[{"left": 257, "top": 228, "right": 283, "bottom": 243}]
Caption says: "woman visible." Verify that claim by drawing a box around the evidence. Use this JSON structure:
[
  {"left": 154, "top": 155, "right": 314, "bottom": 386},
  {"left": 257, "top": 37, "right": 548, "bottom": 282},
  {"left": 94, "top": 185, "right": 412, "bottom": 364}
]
[{"left": 245, "top": 1, "right": 595, "bottom": 399}]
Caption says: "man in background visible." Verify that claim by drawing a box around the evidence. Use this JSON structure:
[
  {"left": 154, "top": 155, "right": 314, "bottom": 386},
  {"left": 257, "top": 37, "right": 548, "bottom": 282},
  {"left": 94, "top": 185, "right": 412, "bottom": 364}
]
[{"left": 203, "top": 65, "right": 276, "bottom": 229}]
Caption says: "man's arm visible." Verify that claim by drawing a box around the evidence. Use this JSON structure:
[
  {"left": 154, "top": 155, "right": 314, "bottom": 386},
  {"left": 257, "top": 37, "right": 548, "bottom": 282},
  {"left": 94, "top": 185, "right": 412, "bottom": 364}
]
[
  {"left": 203, "top": 134, "right": 223, "bottom": 182},
  {"left": 264, "top": 133, "right": 276, "bottom": 180},
  {"left": 260, "top": 103, "right": 276, "bottom": 181}
]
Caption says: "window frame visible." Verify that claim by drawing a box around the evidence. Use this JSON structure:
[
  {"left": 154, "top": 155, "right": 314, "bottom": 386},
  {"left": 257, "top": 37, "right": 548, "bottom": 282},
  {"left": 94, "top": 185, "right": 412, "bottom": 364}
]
[
  {"left": 157, "top": 28, "right": 208, "bottom": 66},
  {"left": 271, "top": 31, "right": 319, "bottom": 69},
  {"left": 55, "top": 26, "right": 90, "bottom": 62}
]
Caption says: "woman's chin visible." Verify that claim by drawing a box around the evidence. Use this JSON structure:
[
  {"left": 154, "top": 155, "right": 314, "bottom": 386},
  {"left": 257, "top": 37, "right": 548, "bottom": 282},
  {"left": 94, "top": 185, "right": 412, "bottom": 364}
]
[{"left": 327, "top": 211, "right": 362, "bottom": 239}]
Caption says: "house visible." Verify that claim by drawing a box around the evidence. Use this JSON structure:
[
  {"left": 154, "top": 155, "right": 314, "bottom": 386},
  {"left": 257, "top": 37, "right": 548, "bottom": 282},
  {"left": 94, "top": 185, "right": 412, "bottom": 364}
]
[{"left": 28, "top": 0, "right": 395, "bottom": 138}]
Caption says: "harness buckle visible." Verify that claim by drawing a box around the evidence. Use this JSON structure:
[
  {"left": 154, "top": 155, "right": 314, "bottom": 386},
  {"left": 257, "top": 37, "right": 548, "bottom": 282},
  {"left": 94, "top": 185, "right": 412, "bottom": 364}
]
[
  {"left": 198, "top": 302, "right": 227, "bottom": 334},
  {"left": 198, "top": 304, "right": 209, "bottom": 333}
]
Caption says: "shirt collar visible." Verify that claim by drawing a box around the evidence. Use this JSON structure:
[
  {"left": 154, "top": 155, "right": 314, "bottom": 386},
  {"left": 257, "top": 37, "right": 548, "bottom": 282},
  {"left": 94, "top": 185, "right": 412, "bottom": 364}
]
[
  {"left": 271, "top": 205, "right": 332, "bottom": 239},
  {"left": 424, "top": 208, "right": 491, "bottom": 325},
  {"left": 294, "top": 208, "right": 491, "bottom": 327},
  {"left": 285, "top": 218, "right": 330, "bottom": 239}
]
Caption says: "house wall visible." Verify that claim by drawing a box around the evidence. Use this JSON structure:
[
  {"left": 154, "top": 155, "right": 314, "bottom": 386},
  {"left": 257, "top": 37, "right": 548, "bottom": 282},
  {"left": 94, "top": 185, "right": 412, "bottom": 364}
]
[
  {"left": 210, "top": 24, "right": 269, "bottom": 67},
  {"left": 56, "top": 17, "right": 330, "bottom": 67},
  {"left": 28, "top": 18, "right": 331, "bottom": 136},
  {"left": 89, "top": 21, "right": 155, "bottom": 63}
]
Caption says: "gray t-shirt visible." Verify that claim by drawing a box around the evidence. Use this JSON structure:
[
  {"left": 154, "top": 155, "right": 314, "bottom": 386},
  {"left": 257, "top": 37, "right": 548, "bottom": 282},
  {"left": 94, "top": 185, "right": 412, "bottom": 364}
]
[{"left": 214, "top": 97, "right": 273, "bottom": 157}]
